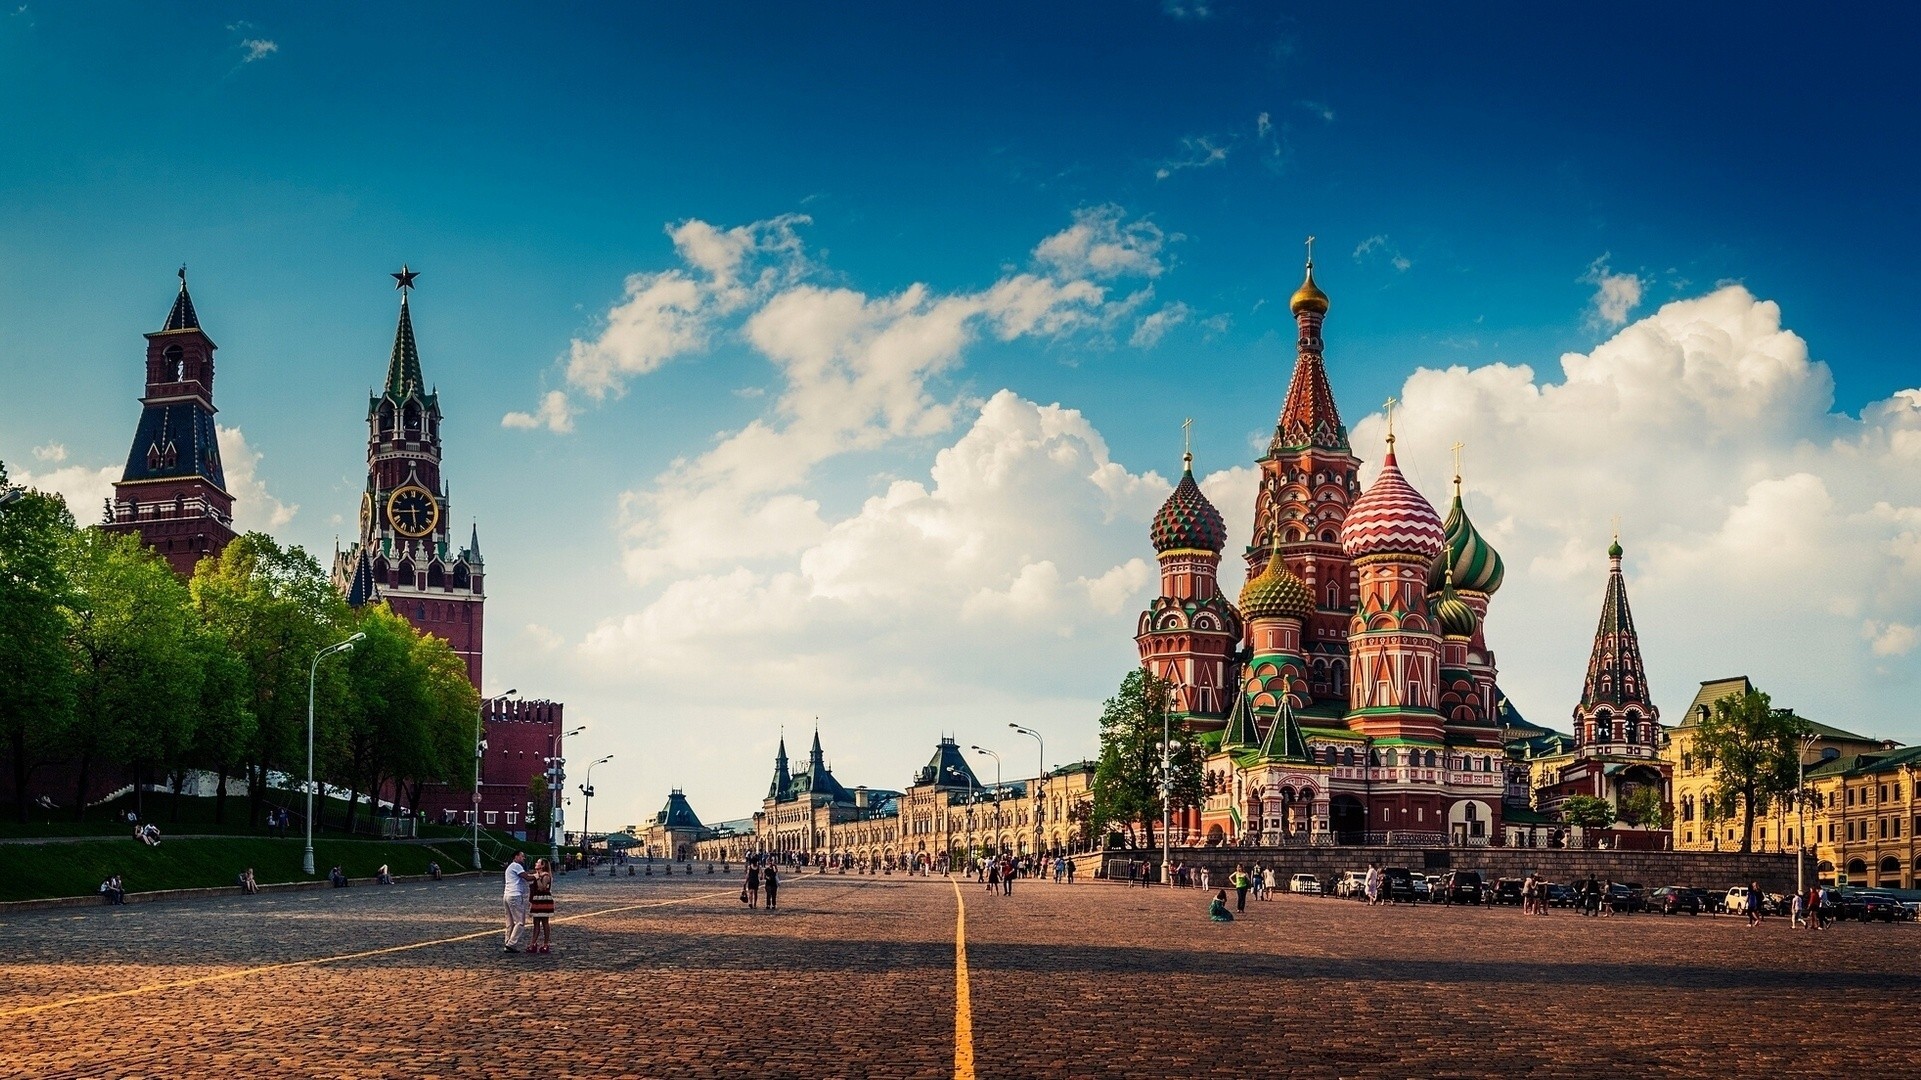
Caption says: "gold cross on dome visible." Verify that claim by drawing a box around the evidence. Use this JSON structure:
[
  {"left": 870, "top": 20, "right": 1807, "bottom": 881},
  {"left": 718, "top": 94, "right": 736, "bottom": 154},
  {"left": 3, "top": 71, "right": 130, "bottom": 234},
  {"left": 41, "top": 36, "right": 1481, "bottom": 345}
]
[
  {"left": 1451, "top": 442, "right": 1465, "bottom": 488},
  {"left": 1383, "top": 396, "right": 1398, "bottom": 442},
  {"left": 1611, "top": 514, "right": 1621, "bottom": 541},
  {"left": 1305, "top": 235, "right": 1316, "bottom": 267}
]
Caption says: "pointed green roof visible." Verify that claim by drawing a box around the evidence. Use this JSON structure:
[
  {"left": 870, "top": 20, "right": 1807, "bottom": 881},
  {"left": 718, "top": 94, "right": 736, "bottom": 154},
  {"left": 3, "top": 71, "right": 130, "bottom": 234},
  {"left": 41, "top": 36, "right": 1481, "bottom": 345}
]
[
  {"left": 384, "top": 294, "right": 425, "bottom": 402},
  {"left": 1220, "top": 692, "right": 1257, "bottom": 750},
  {"left": 1258, "top": 701, "right": 1310, "bottom": 762}
]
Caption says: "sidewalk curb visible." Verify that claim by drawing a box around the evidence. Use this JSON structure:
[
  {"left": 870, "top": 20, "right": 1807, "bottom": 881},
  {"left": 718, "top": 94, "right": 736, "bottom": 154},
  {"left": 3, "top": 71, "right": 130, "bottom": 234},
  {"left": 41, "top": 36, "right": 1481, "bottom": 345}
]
[{"left": 0, "top": 871, "right": 488, "bottom": 915}]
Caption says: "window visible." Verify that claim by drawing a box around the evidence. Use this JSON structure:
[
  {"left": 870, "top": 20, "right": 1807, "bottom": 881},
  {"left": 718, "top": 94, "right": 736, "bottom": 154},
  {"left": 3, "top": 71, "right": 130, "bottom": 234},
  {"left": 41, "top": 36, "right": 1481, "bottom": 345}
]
[
  {"left": 506, "top": 813, "right": 518, "bottom": 826},
  {"left": 485, "top": 811, "right": 497, "bottom": 825}
]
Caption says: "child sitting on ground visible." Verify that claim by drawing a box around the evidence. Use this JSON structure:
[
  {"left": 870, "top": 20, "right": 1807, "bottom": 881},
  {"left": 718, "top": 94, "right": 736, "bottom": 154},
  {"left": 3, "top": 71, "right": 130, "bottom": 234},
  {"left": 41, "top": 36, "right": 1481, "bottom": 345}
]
[{"left": 1209, "top": 889, "right": 1233, "bottom": 922}]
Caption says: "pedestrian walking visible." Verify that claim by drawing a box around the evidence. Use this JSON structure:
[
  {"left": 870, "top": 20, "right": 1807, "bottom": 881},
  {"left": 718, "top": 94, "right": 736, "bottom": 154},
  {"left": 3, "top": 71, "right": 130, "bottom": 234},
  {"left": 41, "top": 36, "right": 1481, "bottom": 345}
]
[
  {"left": 502, "top": 851, "right": 531, "bottom": 953},
  {"left": 745, "top": 861, "right": 761, "bottom": 909},
  {"left": 1262, "top": 866, "right": 1276, "bottom": 902},
  {"left": 1000, "top": 855, "right": 1014, "bottom": 896},
  {"left": 1232, "top": 865, "right": 1250, "bottom": 913},
  {"left": 1790, "top": 889, "right": 1805, "bottom": 928},
  {"left": 1066, "top": 859, "right": 1076, "bottom": 884},
  {"left": 1745, "top": 880, "right": 1763, "bottom": 928},
  {"left": 764, "top": 864, "right": 780, "bottom": 911},
  {"left": 528, "top": 858, "right": 555, "bottom": 953}
]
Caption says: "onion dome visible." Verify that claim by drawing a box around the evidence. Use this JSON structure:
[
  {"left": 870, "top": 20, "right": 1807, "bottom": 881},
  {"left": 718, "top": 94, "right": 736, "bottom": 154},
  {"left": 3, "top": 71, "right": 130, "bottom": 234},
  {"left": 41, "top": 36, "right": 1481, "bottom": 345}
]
[
  {"left": 1433, "top": 565, "right": 1480, "bottom": 639},
  {"left": 1428, "top": 486, "right": 1505, "bottom": 596},
  {"left": 1341, "top": 442, "right": 1445, "bottom": 561},
  {"left": 1150, "top": 452, "right": 1227, "bottom": 554},
  {"left": 1608, "top": 536, "right": 1624, "bottom": 560},
  {"left": 1289, "top": 259, "right": 1329, "bottom": 316},
  {"left": 1239, "top": 538, "right": 1314, "bottom": 621}
]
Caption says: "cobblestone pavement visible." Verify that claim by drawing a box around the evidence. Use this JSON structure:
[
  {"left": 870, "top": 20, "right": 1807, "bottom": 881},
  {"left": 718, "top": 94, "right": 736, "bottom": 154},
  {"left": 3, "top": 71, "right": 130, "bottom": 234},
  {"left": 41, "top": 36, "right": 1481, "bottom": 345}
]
[{"left": 5, "top": 870, "right": 1918, "bottom": 1078}]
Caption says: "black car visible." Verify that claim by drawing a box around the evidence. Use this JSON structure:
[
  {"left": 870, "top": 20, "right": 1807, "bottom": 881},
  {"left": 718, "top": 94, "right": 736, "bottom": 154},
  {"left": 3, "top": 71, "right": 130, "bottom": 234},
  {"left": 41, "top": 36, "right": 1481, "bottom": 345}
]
[
  {"left": 1543, "top": 882, "right": 1578, "bottom": 908},
  {"left": 1438, "top": 870, "right": 1483, "bottom": 904},
  {"left": 1605, "top": 882, "right": 1647, "bottom": 913},
  {"left": 1649, "top": 886, "right": 1704, "bottom": 915},
  {"left": 1380, "top": 866, "right": 1419, "bottom": 904},
  {"left": 1491, "top": 878, "right": 1525, "bottom": 905},
  {"left": 1838, "top": 890, "right": 1906, "bottom": 923}
]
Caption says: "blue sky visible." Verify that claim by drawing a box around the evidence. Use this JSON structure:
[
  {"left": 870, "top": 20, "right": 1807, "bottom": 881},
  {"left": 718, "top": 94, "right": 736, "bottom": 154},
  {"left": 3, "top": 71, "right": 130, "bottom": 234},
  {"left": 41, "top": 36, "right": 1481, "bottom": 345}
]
[{"left": 5, "top": 3, "right": 1919, "bottom": 827}]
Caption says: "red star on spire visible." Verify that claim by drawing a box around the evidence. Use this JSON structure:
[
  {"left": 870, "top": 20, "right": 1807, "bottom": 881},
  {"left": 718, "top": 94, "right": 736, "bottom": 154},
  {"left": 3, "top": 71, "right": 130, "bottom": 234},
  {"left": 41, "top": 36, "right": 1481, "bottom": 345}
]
[{"left": 392, "top": 265, "right": 419, "bottom": 293}]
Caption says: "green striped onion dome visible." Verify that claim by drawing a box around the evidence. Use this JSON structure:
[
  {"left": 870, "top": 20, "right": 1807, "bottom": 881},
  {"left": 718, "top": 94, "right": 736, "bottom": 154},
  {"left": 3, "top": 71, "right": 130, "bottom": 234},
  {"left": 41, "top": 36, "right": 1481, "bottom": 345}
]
[
  {"left": 1433, "top": 576, "right": 1480, "bottom": 639},
  {"left": 1150, "top": 460, "right": 1227, "bottom": 554},
  {"left": 1239, "top": 548, "right": 1314, "bottom": 622},
  {"left": 1428, "top": 491, "right": 1505, "bottom": 596}
]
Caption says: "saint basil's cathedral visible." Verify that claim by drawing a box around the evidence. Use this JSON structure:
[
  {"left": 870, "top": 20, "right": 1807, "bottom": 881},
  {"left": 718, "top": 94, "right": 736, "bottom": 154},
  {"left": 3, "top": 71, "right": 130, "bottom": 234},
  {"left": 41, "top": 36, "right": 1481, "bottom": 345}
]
[{"left": 1136, "top": 251, "right": 1671, "bottom": 848}]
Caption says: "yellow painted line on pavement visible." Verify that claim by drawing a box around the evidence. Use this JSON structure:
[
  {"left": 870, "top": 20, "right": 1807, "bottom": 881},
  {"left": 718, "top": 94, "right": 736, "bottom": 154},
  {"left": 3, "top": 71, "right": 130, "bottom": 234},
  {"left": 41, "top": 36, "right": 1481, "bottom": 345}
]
[
  {"left": 951, "top": 877, "right": 975, "bottom": 1080},
  {"left": 0, "top": 888, "right": 734, "bottom": 1021}
]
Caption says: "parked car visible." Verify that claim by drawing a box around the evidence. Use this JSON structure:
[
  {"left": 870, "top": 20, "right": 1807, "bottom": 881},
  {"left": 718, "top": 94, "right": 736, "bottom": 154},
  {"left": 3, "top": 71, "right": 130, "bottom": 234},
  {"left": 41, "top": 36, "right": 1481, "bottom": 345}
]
[
  {"left": 1424, "top": 874, "right": 1447, "bottom": 902},
  {"left": 1649, "top": 886, "right": 1704, "bottom": 915},
  {"left": 1491, "top": 878, "right": 1525, "bottom": 905},
  {"left": 1837, "top": 890, "right": 1907, "bottom": 923},
  {"left": 1289, "top": 873, "right": 1323, "bottom": 895},
  {"left": 1543, "top": 882, "right": 1578, "bottom": 908},
  {"left": 1437, "top": 870, "right": 1483, "bottom": 904},
  {"left": 1334, "top": 870, "right": 1369, "bottom": 899},
  {"left": 1722, "top": 885, "right": 1757, "bottom": 915},
  {"left": 1410, "top": 875, "right": 1432, "bottom": 902},
  {"left": 1606, "top": 882, "right": 1648, "bottom": 913},
  {"left": 1381, "top": 866, "right": 1418, "bottom": 904}
]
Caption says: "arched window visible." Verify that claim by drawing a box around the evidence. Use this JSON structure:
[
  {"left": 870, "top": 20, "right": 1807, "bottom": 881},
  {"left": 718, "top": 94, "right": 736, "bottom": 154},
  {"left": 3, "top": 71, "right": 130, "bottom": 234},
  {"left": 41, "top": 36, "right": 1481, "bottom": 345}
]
[{"left": 162, "top": 344, "right": 183, "bottom": 382}]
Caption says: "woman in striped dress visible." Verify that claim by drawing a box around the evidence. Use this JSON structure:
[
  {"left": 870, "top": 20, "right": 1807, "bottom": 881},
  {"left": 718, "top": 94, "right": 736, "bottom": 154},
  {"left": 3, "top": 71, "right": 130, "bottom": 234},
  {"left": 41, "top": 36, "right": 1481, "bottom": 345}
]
[{"left": 528, "top": 859, "right": 556, "bottom": 953}]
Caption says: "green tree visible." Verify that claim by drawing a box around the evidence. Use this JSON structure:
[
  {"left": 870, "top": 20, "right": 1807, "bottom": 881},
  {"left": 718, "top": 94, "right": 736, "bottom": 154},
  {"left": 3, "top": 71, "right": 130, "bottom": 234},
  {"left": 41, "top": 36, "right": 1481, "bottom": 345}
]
[
  {"left": 1692, "top": 687, "right": 1810, "bottom": 853},
  {"left": 175, "top": 628, "right": 254, "bottom": 823},
  {"left": 528, "top": 773, "right": 551, "bottom": 837},
  {"left": 1561, "top": 795, "right": 1616, "bottom": 830},
  {"left": 1089, "top": 669, "right": 1200, "bottom": 850},
  {"left": 401, "top": 629, "right": 478, "bottom": 816},
  {"left": 0, "top": 466, "right": 78, "bottom": 822},
  {"left": 331, "top": 604, "right": 423, "bottom": 834},
  {"left": 191, "top": 533, "right": 350, "bottom": 825},
  {"left": 59, "top": 529, "right": 203, "bottom": 820},
  {"left": 1617, "top": 785, "right": 1669, "bottom": 830}
]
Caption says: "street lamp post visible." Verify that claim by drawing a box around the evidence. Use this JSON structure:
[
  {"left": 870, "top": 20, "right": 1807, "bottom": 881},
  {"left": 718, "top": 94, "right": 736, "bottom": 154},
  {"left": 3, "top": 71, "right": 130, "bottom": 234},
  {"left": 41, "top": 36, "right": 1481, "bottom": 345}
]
[
  {"left": 474, "top": 689, "right": 517, "bottom": 870},
  {"left": 1797, "top": 733, "right": 1820, "bottom": 901},
  {"left": 547, "top": 725, "right": 586, "bottom": 868},
  {"left": 946, "top": 765, "right": 978, "bottom": 868},
  {"left": 970, "top": 747, "right": 1002, "bottom": 857},
  {"left": 1010, "top": 723, "right": 1044, "bottom": 856},
  {"left": 579, "top": 754, "right": 613, "bottom": 860},
  {"left": 1162, "top": 704, "right": 1173, "bottom": 887},
  {"left": 303, "top": 632, "right": 364, "bottom": 876}
]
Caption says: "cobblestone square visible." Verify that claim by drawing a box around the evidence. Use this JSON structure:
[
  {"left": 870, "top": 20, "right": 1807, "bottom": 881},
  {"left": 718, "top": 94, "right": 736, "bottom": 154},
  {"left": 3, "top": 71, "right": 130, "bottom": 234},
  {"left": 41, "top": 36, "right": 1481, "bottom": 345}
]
[{"left": 6, "top": 872, "right": 1917, "bottom": 1078}]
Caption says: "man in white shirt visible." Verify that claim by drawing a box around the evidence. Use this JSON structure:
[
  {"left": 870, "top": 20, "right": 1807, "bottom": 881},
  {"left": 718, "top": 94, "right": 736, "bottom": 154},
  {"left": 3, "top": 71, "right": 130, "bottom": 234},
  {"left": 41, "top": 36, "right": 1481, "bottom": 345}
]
[{"left": 502, "top": 852, "right": 531, "bottom": 953}]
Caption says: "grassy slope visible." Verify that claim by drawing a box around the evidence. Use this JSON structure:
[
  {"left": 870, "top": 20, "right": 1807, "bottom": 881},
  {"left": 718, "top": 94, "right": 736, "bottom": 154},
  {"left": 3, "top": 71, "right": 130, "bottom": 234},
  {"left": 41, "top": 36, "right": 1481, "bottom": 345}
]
[
  {"left": 4, "top": 836, "right": 504, "bottom": 903},
  {"left": 2, "top": 792, "right": 513, "bottom": 842}
]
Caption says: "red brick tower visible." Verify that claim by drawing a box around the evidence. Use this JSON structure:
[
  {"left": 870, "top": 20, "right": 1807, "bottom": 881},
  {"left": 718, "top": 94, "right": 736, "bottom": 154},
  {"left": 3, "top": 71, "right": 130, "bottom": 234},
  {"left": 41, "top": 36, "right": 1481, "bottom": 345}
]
[
  {"left": 1573, "top": 535, "right": 1660, "bottom": 756},
  {"left": 332, "top": 268, "right": 486, "bottom": 690},
  {"left": 1249, "top": 242, "right": 1362, "bottom": 705},
  {"left": 1136, "top": 446, "right": 1242, "bottom": 722},
  {"left": 104, "top": 268, "right": 237, "bottom": 577}
]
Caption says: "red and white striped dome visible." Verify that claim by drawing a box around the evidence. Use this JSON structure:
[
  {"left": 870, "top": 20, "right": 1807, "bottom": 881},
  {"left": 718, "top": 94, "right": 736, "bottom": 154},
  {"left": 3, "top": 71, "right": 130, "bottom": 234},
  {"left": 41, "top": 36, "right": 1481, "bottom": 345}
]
[{"left": 1340, "top": 446, "right": 1445, "bottom": 560}]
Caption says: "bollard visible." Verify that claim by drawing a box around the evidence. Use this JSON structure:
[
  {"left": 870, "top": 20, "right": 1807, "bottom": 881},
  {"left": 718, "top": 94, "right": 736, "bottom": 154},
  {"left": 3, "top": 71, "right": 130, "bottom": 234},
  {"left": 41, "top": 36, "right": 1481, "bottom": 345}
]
[
  {"left": 707, "top": 863, "right": 714, "bottom": 874},
  {"left": 646, "top": 865, "right": 653, "bottom": 875},
  {"left": 628, "top": 865, "right": 635, "bottom": 876}
]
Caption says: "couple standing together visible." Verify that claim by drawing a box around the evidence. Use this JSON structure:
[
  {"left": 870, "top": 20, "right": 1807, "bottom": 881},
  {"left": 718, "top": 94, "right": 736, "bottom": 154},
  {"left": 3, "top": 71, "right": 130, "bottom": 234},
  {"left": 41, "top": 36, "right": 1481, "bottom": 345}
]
[
  {"left": 503, "top": 852, "right": 556, "bottom": 953},
  {"left": 742, "top": 860, "right": 780, "bottom": 910}
]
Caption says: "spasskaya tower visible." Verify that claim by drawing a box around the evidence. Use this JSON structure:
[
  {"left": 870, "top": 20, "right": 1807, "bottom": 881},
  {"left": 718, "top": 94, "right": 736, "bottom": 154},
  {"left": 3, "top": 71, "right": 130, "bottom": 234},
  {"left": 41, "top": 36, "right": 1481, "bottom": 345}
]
[{"left": 332, "top": 268, "right": 486, "bottom": 690}]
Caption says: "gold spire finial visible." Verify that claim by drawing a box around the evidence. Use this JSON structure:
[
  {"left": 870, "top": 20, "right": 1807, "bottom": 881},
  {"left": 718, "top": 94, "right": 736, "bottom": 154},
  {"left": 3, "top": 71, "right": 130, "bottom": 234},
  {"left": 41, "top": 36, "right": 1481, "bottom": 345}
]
[
  {"left": 1305, "top": 234, "right": 1316, "bottom": 268},
  {"left": 1384, "top": 397, "right": 1398, "bottom": 445},
  {"left": 1181, "top": 417, "right": 1193, "bottom": 471},
  {"left": 1289, "top": 236, "right": 1329, "bottom": 316},
  {"left": 1451, "top": 441, "right": 1465, "bottom": 493}
]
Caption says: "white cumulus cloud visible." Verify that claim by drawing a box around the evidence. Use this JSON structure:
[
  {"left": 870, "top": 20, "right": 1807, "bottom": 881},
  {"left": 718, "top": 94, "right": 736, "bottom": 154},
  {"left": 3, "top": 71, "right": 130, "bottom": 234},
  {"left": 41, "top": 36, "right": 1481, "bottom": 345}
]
[{"left": 1582, "top": 253, "right": 1645, "bottom": 328}]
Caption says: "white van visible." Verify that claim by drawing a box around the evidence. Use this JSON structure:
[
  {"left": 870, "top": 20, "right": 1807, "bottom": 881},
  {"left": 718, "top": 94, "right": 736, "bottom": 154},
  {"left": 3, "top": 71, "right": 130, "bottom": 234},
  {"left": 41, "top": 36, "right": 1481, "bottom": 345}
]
[
  {"left": 1335, "top": 870, "right": 1368, "bottom": 898},
  {"left": 1289, "top": 873, "right": 1323, "bottom": 895}
]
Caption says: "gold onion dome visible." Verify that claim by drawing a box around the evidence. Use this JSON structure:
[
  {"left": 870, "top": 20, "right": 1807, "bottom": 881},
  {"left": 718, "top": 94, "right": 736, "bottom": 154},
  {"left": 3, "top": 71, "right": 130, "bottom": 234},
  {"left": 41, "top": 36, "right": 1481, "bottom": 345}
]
[
  {"left": 1149, "top": 453, "right": 1227, "bottom": 554},
  {"left": 1239, "top": 539, "right": 1314, "bottom": 621},
  {"left": 1290, "top": 261, "right": 1329, "bottom": 316},
  {"left": 1433, "top": 566, "right": 1480, "bottom": 639},
  {"left": 1428, "top": 490, "right": 1505, "bottom": 596}
]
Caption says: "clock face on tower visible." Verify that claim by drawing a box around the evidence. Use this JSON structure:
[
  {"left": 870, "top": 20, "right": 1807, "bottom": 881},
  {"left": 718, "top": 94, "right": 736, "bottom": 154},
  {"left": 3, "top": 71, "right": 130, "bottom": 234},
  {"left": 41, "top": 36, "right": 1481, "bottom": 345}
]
[{"left": 385, "top": 484, "right": 440, "bottom": 538}]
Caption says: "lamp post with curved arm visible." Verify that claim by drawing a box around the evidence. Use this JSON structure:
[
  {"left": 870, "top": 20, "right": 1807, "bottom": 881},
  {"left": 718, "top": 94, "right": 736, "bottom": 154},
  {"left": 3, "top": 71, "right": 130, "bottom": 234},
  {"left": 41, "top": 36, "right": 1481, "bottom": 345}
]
[
  {"left": 475, "top": 689, "right": 518, "bottom": 869},
  {"left": 971, "top": 746, "right": 1002, "bottom": 857},
  {"left": 1010, "top": 723, "right": 1044, "bottom": 855},
  {"left": 304, "top": 633, "right": 365, "bottom": 876},
  {"left": 946, "top": 765, "right": 977, "bottom": 866},
  {"left": 546, "top": 724, "right": 586, "bottom": 868},
  {"left": 578, "top": 755, "right": 613, "bottom": 859}
]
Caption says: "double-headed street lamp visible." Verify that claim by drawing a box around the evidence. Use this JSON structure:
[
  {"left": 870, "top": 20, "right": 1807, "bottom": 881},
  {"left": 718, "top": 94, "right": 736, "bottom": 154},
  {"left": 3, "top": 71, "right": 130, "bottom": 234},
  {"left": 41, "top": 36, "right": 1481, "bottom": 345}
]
[
  {"left": 1797, "top": 732, "right": 1821, "bottom": 900},
  {"left": 1010, "top": 723, "right": 1044, "bottom": 855},
  {"left": 946, "top": 765, "right": 978, "bottom": 865},
  {"left": 546, "top": 725, "right": 586, "bottom": 867},
  {"left": 971, "top": 746, "right": 1002, "bottom": 856},
  {"left": 578, "top": 754, "right": 613, "bottom": 858},
  {"left": 304, "top": 632, "right": 364, "bottom": 876},
  {"left": 474, "top": 689, "right": 518, "bottom": 870}
]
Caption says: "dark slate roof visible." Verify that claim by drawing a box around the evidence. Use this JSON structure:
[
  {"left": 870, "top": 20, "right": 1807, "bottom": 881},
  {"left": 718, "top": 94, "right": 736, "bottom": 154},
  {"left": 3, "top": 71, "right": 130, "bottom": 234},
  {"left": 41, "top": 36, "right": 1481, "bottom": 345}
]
[
  {"left": 1676, "top": 677, "right": 1753, "bottom": 728},
  {"left": 767, "top": 737, "right": 792, "bottom": 801},
  {"left": 1806, "top": 744, "right": 1920, "bottom": 779},
  {"left": 345, "top": 549, "right": 381, "bottom": 608},
  {"left": 163, "top": 276, "right": 199, "bottom": 331},
  {"left": 913, "top": 736, "right": 980, "bottom": 789},
  {"left": 655, "top": 790, "right": 705, "bottom": 830},
  {"left": 119, "top": 400, "right": 227, "bottom": 489}
]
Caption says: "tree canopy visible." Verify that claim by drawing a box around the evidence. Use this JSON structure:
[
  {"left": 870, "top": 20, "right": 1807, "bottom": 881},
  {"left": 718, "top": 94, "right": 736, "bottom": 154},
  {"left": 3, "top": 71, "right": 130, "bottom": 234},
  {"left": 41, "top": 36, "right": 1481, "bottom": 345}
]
[
  {"left": 1090, "top": 668, "right": 1202, "bottom": 850},
  {"left": 1691, "top": 686, "right": 1810, "bottom": 853}
]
